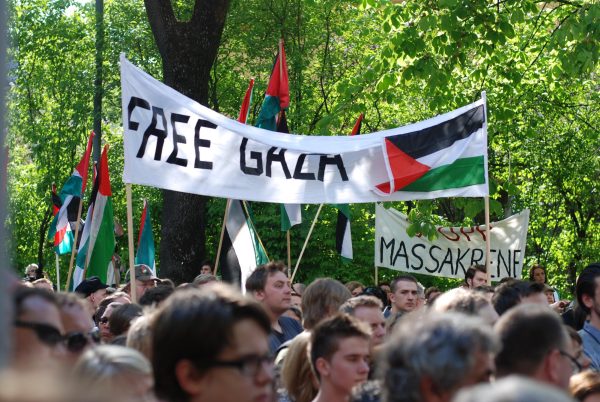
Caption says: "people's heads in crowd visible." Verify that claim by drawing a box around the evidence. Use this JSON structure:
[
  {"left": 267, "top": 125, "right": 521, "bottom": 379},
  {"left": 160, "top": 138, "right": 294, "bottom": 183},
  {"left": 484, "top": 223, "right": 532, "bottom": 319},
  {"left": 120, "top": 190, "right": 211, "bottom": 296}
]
[
  {"left": 529, "top": 264, "right": 547, "bottom": 284},
  {"left": 126, "top": 264, "right": 160, "bottom": 299},
  {"left": 378, "top": 282, "right": 391, "bottom": 301},
  {"left": 192, "top": 273, "right": 217, "bottom": 287},
  {"left": 425, "top": 286, "right": 442, "bottom": 305},
  {"left": 465, "top": 264, "right": 487, "bottom": 289},
  {"left": 494, "top": 304, "right": 575, "bottom": 390},
  {"left": 152, "top": 284, "right": 273, "bottom": 402},
  {"left": 473, "top": 284, "right": 495, "bottom": 302},
  {"left": 109, "top": 303, "right": 143, "bottom": 338},
  {"left": 24, "top": 263, "right": 40, "bottom": 281},
  {"left": 309, "top": 314, "right": 371, "bottom": 399},
  {"left": 360, "top": 286, "right": 388, "bottom": 309},
  {"left": 570, "top": 371, "right": 600, "bottom": 402},
  {"left": 389, "top": 275, "right": 419, "bottom": 314},
  {"left": 416, "top": 282, "right": 426, "bottom": 309},
  {"left": 32, "top": 278, "right": 54, "bottom": 292},
  {"left": 302, "top": 278, "right": 352, "bottom": 330},
  {"left": 56, "top": 292, "right": 99, "bottom": 363},
  {"left": 340, "top": 295, "right": 386, "bottom": 347},
  {"left": 74, "top": 344, "right": 155, "bottom": 402},
  {"left": 246, "top": 261, "right": 291, "bottom": 321},
  {"left": 566, "top": 326, "right": 591, "bottom": 372},
  {"left": 126, "top": 313, "right": 154, "bottom": 361},
  {"left": 382, "top": 312, "right": 498, "bottom": 402},
  {"left": 138, "top": 284, "right": 174, "bottom": 307},
  {"left": 453, "top": 375, "right": 576, "bottom": 402},
  {"left": 346, "top": 281, "right": 365, "bottom": 297},
  {"left": 432, "top": 288, "right": 499, "bottom": 326},
  {"left": 281, "top": 332, "right": 319, "bottom": 402},
  {"left": 74, "top": 276, "right": 109, "bottom": 310},
  {"left": 544, "top": 284, "right": 557, "bottom": 304},
  {"left": 95, "top": 291, "right": 131, "bottom": 326},
  {"left": 576, "top": 263, "right": 600, "bottom": 318},
  {"left": 99, "top": 302, "right": 123, "bottom": 343},
  {"left": 199, "top": 260, "right": 213, "bottom": 275},
  {"left": 11, "top": 286, "right": 66, "bottom": 368},
  {"left": 492, "top": 280, "right": 547, "bottom": 315}
]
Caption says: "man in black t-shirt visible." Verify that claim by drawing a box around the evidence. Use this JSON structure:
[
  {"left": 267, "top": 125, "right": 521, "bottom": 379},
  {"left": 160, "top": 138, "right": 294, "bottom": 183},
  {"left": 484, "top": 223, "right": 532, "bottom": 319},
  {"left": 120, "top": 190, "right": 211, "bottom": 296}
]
[{"left": 246, "top": 262, "right": 302, "bottom": 353}]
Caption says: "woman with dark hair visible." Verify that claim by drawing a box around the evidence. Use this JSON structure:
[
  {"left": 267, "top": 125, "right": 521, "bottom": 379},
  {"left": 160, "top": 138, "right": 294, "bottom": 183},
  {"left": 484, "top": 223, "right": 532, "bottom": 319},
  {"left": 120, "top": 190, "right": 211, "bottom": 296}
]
[{"left": 529, "top": 263, "right": 560, "bottom": 304}]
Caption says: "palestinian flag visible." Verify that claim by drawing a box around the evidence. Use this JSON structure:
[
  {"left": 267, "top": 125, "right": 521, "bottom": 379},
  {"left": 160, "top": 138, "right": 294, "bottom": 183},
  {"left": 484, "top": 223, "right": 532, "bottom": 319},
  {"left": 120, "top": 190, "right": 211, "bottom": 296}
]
[
  {"left": 135, "top": 199, "right": 155, "bottom": 273},
  {"left": 72, "top": 145, "right": 115, "bottom": 288},
  {"left": 334, "top": 114, "right": 363, "bottom": 261},
  {"left": 375, "top": 104, "right": 486, "bottom": 196},
  {"left": 255, "top": 40, "right": 289, "bottom": 131},
  {"left": 277, "top": 112, "right": 302, "bottom": 231},
  {"left": 48, "top": 131, "right": 94, "bottom": 255},
  {"left": 220, "top": 199, "right": 269, "bottom": 291},
  {"left": 238, "top": 79, "right": 254, "bottom": 124}
]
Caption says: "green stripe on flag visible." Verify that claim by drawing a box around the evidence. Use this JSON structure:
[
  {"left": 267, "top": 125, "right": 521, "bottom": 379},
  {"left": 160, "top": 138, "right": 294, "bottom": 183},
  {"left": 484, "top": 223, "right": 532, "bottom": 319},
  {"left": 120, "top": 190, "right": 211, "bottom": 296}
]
[{"left": 402, "top": 156, "right": 485, "bottom": 192}]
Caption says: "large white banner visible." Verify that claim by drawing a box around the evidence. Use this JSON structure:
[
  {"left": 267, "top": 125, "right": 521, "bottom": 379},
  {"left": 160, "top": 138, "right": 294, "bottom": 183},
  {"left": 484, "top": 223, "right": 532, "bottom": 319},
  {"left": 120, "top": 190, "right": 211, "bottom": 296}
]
[
  {"left": 375, "top": 204, "right": 529, "bottom": 280},
  {"left": 121, "top": 55, "right": 489, "bottom": 204}
]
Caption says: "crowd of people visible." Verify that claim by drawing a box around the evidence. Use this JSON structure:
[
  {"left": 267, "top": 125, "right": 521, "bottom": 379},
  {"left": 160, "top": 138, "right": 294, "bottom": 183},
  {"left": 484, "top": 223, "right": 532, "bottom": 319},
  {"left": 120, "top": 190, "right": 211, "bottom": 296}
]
[{"left": 4, "top": 260, "right": 600, "bottom": 402}]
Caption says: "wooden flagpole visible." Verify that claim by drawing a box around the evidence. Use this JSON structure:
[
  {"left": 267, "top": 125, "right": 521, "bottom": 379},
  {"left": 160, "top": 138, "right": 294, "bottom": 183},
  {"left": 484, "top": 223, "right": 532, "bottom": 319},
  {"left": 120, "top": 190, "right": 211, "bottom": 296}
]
[
  {"left": 291, "top": 203, "right": 323, "bottom": 283},
  {"left": 287, "top": 230, "right": 292, "bottom": 275},
  {"left": 126, "top": 183, "right": 137, "bottom": 302},
  {"left": 481, "top": 91, "right": 492, "bottom": 285},
  {"left": 55, "top": 253, "right": 60, "bottom": 292},
  {"left": 375, "top": 265, "right": 378, "bottom": 286},
  {"left": 65, "top": 199, "right": 84, "bottom": 290},
  {"left": 214, "top": 199, "right": 231, "bottom": 276}
]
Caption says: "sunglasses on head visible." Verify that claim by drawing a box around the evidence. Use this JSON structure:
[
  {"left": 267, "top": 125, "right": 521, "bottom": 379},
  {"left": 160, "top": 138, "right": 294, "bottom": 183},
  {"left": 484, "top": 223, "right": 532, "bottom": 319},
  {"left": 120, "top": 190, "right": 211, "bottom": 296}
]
[
  {"left": 65, "top": 327, "right": 101, "bottom": 353},
  {"left": 14, "top": 320, "right": 64, "bottom": 347}
]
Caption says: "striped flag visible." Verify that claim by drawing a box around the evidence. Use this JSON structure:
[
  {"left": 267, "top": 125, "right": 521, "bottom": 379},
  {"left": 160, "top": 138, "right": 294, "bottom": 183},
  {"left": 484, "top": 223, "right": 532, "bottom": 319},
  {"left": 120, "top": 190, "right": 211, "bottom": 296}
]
[
  {"left": 135, "top": 199, "right": 155, "bottom": 273},
  {"left": 219, "top": 80, "right": 269, "bottom": 290},
  {"left": 375, "top": 105, "right": 485, "bottom": 195},
  {"left": 334, "top": 114, "right": 363, "bottom": 261},
  {"left": 276, "top": 112, "right": 302, "bottom": 231},
  {"left": 72, "top": 145, "right": 115, "bottom": 289},
  {"left": 48, "top": 131, "right": 94, "bottom": 255}
]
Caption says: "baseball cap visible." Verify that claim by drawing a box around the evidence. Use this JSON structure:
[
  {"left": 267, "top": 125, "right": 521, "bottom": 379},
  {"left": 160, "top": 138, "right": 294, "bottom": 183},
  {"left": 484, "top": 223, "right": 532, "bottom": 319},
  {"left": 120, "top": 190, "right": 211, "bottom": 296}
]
[
  {"left": 126, "top": 264, "right": 160, "bottom": 283},
  {"left": 74, "top": 276, "right": 109, "bottom": 297}
]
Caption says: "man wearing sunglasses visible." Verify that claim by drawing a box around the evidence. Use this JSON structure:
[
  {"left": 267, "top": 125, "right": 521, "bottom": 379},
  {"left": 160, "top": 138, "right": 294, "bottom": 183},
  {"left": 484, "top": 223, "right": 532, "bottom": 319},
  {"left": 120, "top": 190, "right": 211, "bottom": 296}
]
[
  {"left": 153, "top": 284, "right": 274, "bottom": 402},
  {"left": 56, "top": 293, "right": 100, "bottom": 362},
  {"left": 11, "top": 286, "right": 66, "bottom": 368}
]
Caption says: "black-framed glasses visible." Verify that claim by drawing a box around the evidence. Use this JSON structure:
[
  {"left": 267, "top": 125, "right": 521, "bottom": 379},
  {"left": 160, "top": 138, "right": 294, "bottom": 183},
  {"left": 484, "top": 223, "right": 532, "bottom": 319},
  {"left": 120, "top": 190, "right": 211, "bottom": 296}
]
[
  {"left": 65, "top": 327, "right": 101, "bottom": 353},
  {"left": 14, "top": 320, "right": 64, "bottom": 347},
  {"left": 208, "top": 353, "right": 274, "bottom": 377},
  {"left": 559, "top": 349, "right": 582, "bottom": 374}
]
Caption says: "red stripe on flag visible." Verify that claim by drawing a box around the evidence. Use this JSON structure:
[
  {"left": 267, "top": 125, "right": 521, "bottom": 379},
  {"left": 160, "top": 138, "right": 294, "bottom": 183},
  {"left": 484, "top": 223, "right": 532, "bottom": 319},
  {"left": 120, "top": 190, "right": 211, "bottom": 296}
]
[
  {"left": 137, "top": 200, "right": 147, "bottom": 248},
  {"left": 350, "top": 113, "right": 364, "bottom": 136},
  {"left": 376, "top": 138, "right": 430, "bottom": 194},
  {"left": 98, "top": 145, "right": 112, "bottom": 196},
  {"left": 266, "top": 39, "right": 289, "bottom": 109},
  {"left": 238, "top": 79, "right": 254, "bottom": 124},
  {"left": 76, "top": 131, "right": 95, "bottom": 194}
]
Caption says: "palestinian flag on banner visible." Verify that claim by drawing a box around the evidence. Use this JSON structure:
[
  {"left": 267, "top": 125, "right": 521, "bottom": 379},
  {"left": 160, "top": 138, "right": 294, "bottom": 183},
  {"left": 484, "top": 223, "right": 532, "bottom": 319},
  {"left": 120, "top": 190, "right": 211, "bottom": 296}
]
[
  {"left": 220, "top": 199, "right": 269, "bottom": 291},
  {"left": 334, "top": 114, "right": 363, "bottom": 261},
  {"left": 277, "top": 112, "right": 302, "bottom": 231},
  {"left": 135, "top": 199, "right": 156, "bottom": 273},
  {"left": 72, "top": 145, "right": 115, "bottom": 289},
  {"left": 375, "top": 105, "right": 486, "bottom": 195},
  {"left": 48, "top": 131, "right": 94, "bottom": 255},
  {"left": 255, "top": 40, "right": 289, "bottom": 131}
]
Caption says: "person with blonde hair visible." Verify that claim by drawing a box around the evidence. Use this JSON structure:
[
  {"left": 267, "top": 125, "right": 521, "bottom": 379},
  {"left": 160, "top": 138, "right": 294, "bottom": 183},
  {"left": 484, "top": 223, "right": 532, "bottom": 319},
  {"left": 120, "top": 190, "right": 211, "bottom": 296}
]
[
  {"left": 74, "top": 344, "right": 156, "bottom": 402},
  {"left": 126, "top": 314, "right": 154, "bottom": 361},
  {"left": 571, "top": 371, "right": 600, "bottom": 402},
  {"left": 279, "top": 332, "right": 318, "bottom": 402}
]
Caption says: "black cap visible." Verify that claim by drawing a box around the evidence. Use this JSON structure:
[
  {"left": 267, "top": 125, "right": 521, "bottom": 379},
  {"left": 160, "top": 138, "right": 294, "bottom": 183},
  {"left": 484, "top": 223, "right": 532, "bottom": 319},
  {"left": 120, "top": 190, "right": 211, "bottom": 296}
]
[{"left": 74, "top": 276, "right": 109, "bottom": 297}]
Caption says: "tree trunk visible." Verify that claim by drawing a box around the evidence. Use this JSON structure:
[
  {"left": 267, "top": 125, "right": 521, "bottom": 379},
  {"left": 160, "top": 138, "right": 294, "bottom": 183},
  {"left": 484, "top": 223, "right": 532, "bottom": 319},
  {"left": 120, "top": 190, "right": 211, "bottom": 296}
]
[{"left": 144, "top": 0, "right": 230, "bottom": 284}]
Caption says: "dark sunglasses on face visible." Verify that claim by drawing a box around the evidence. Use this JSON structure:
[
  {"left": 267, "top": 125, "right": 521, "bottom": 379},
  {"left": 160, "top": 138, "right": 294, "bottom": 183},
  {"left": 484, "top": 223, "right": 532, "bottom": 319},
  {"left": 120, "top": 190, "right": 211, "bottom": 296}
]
[
  {"left": 99, "top": 317, "right": 109, "bottom": 325},
  {"left": 14, "top": 320, "right": 64, "bottom": 347},
  {"left": 65, "top": 327, "right": 101, "bottom": 353}
]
